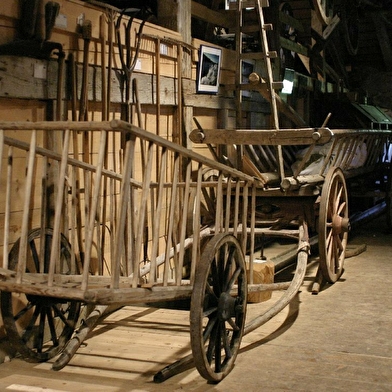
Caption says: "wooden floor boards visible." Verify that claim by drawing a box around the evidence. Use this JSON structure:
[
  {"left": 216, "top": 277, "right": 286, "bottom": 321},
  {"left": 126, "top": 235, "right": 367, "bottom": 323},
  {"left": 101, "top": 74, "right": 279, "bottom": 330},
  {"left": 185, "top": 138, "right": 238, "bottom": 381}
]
[{"left": 0, "top": 216, "right": 391, "bottom": 391}]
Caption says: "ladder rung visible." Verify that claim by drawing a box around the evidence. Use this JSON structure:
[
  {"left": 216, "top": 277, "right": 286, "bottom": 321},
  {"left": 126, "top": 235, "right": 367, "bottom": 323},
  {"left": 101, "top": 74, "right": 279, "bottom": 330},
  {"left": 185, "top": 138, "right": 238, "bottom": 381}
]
[
  {"left": 241, "top": 23, "right": 273, "bottom": 34},
  {"left": 228, "top": 0, "right": 270, "bottom": 10},
  {"left": 245, "top": 81, "right": 284, "bottom": 90},
  {"left": 241, "top": 25, "right": 261, "bottom": 34},
  {"left": 224, "top": 81, "right": 284, "bottom": 91},
  {"left": 240, "top": 51, "right": 277, "bottom": 60},
  {"left": 262, "top": 23, "right": 273, "bottom": 31},
  {"left": 267, "top": 50, "right": 278, "bottom": 58},
  {"left": 272, "top": 81, "right": 284, "bottom": 90},
  {"left": 241, "top": 52, "right": 266, "bottom": 60},
  {"left": 241, "top": 0, "right": 256, "bottom": 8}
]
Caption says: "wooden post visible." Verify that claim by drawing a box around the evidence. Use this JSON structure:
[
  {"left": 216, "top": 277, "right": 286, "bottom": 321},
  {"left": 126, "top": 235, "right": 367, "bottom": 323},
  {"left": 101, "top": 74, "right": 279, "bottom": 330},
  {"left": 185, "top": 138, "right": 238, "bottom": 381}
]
[{"left": 159, "top": 0, "right": 193, "bottom": 149}]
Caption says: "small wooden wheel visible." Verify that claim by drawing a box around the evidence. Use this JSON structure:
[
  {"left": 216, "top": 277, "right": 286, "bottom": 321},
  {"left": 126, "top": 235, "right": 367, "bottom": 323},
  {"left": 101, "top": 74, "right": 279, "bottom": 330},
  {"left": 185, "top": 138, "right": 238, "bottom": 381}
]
[
  {"left": 318, "top": 167, "right": 349, "bottom": 283},
  {"left": 190, "top": 233, "right": 247, "bottom": 382},
  {"left": 1, "top": 228, "right": 81, "bottom": 362}
]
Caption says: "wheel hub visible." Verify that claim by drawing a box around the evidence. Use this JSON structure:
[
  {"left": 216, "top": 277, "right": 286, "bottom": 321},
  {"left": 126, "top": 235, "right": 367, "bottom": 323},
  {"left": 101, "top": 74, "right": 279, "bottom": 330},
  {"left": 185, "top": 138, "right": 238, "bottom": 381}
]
[
  {"left": 218, "top": 292, "right": 236, "bottom": 321},
  {"left": 332, "top": 215, "right": 350, "bottom": 235}
]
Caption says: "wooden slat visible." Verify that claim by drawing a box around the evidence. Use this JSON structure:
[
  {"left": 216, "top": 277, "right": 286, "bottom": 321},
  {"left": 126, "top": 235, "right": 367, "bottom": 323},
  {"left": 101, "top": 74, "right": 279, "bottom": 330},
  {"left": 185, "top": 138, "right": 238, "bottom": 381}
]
[
  {"left": 2, "top": 145, "right": 12, "bottom": 270},
  {"left": 163, "top": 154, "right": 179, "bottom": 286},
  {"left": 149, "top": 147, "right": 167, "bottom": 283},
  {"left": 176, "top": 161, "right": 192, "bottom": 286},
  {"left": 48, "top": 129, "right": 70, "bottom": 286},
  {"left": 16, "top": 131, "right": 36, "bottom": 284}
]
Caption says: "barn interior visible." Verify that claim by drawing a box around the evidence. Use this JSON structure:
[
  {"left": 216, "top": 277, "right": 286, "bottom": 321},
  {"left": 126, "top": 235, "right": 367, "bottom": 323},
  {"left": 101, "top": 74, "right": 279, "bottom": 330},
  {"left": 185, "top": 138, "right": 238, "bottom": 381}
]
[{"left": 0, "top": 0, "right": 391, "bottom": 390}]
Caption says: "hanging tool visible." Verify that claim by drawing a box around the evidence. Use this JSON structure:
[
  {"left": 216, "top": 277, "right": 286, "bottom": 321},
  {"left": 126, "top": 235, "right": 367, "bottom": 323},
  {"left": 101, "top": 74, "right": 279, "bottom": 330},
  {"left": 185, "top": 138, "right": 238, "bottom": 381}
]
[
  {"left": 79, "top": 19, "right": 92, "bottom": 121},
  {"left": 0, "top": 0, "right": 62, "bottom": 59},
  {"left": 45, "top": 1, "right": 60, "bottom": 41},
  {"left": 133, "top": 78, "right": 149, "bottom": 264},
  {"left": 20, "top": 0, "right": 40, "bottom": 40},
  {"left": 115, "top": 10, "right": 146, "bottom": 123}
]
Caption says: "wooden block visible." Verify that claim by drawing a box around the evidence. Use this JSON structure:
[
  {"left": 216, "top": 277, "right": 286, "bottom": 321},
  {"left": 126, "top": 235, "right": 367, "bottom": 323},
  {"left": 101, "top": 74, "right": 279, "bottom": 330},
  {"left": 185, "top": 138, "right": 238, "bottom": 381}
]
[{"left": 246, "top": 259, "right": 274, "bottom": 303}]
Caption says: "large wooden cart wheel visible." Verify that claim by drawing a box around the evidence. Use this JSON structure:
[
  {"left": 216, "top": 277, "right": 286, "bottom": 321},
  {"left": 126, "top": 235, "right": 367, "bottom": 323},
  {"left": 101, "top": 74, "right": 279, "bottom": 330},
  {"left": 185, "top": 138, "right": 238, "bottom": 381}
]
[
  {"left": 1, "top": 228, "right": 81, "bottom": 362},
  {"left": 341, "top": 0, "right": 360, "bottom": 56},
  {"left": 318, "top": 167, "right": 350, "bottom": 283},
  {"left": 190, "top": 233, "right": 247, "bottom": 383},
  {"left": 312, "top": 0, "right": 335, "bottom": 26}
]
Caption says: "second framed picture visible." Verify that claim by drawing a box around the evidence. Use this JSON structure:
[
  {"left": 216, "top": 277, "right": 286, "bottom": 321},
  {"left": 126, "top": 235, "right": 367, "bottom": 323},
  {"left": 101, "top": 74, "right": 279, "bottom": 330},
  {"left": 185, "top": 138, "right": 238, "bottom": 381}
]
[{"left": 197, "top": 45, "right": 222, "bottom": 94}]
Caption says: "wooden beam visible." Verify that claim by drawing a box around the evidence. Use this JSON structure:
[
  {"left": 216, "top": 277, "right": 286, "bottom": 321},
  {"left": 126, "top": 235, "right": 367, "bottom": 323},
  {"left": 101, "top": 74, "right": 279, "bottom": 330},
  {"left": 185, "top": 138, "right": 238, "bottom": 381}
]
[
  {"left": 191, "top": 1, "right": 234, "bottom": 29},
  {"left": 189, "top": 127, "right": 333, "bottom": 146}
]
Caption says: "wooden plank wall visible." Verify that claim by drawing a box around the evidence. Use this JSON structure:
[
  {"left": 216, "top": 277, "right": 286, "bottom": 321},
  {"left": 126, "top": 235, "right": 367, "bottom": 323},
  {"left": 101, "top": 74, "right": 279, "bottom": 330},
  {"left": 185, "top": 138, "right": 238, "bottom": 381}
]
[
  {"left": 0, "top": 1, "right": 247, "bottom": 273},
  {"left": 0, "top": 0, "right": 274, "bottom": 258}
]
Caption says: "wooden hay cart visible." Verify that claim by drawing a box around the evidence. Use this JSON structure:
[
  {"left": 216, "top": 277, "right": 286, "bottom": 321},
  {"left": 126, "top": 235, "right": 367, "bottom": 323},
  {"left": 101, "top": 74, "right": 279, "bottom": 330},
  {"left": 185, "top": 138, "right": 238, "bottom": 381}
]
[
  {"left": 0, "top": 119, "right": 390, "bottom": 382},
  {"left": 190, "top": 123, "right": 392, "bottom": 291}
]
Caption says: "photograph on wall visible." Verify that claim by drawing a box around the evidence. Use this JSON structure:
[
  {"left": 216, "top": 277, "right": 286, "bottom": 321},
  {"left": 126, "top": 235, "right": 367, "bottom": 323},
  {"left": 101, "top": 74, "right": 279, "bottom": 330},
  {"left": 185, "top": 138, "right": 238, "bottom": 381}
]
[{"left": 197, "top": 45, "right": 222, "bottom": 94}]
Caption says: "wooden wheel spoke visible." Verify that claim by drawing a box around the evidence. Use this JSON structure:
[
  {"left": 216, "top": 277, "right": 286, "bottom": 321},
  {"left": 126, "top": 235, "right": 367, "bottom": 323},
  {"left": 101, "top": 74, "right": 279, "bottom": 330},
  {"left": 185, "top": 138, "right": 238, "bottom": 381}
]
[
  {"left": 206, "top": 320, "right": 219, "bottom": 364},
  {"left": 226, "top": 266, "right": 241, "bottom": 293},
  {"left": 326, "top": 227, "right": 333, "bottom": 246},
  {"left": 214, "top": 322, "right": 222, "bottom": 372},
  {"left": 203, "top": 304, "right": 218, "bottom": 318},
  {"left": 227, "top": 316, "right": 240, "bottom": 332},
  {"left": 201, "top": 187, "right": 215, "bottom": 215},
  {"left": 327, "top": 199, "right": 334, "bottom": 220},
  {"left": 21, "top": 305, "right": 41, "bottom": 344},
  {"left": 203, "top": 315, "right": 218, "bottom": 344},
  {"left": 13, "top": 302, "right": 33, "bottom": 322},
  {"left": 52, "top": 304, "right": 71, "bottom": 327},
  {"left": 337, "top": 200, "right": 346, "bottom": 216},
  {"left": 46, "top": 307, "right": 60, "bottom": 347},
  {"left": 221, "top": 323, "right": 232, "bottom": 359},
  {"left": 222, "top": 248, "right": 235, "bottom": 291},
  {"left": 333, "top": 242, "right": 340, "bottom": 272},
  {"left": 327, "top": 240, "right": 333, "bottom": 268},
  {"left": 211, "top": 258, "right": 221, "bottom": 296},
  {"left": 205, "top": 282, "right": 218, "bottom": 303},
  {"left": 28, "top": 238, "right": 40, "bottom": 273},
  {"left": 335, "top": 233, "right": 343, "bottom": 252},
  {"left": 335, "top": 184, "right": 343, "bottom": 204},
  {"left": 37, "top": 309, "right": 47, "bottom": 353}
]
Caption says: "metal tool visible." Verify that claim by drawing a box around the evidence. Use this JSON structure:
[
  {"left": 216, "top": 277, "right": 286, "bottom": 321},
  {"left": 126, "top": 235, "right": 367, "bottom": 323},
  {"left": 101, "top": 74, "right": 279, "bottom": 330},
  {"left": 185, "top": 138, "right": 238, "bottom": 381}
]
[{"left": 115, "top": 10, "right": 146, "bottom": 122}]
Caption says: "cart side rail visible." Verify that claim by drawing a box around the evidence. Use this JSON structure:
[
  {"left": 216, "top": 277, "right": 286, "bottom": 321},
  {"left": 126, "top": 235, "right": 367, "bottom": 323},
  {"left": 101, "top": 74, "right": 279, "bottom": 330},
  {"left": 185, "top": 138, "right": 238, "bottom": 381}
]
[
  {"left": 0, "top": 121, "right": 259, "bottom": 303},
  {"left": 190, "top": 126, "right": 392, "bottom": 190}
]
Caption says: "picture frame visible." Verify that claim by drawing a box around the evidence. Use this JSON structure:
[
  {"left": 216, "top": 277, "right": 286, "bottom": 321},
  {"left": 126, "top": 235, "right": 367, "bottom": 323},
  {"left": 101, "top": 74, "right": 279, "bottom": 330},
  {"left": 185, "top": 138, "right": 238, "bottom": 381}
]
[{"left": 197, "top": 45, "right": 222, "bottom": 94}]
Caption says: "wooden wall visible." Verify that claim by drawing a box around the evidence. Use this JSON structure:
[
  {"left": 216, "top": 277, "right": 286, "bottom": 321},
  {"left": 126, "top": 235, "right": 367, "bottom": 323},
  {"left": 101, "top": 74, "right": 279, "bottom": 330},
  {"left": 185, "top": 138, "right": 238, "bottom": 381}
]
[{"left": 0, "top": 0, "right": 264, "bottom": 276}]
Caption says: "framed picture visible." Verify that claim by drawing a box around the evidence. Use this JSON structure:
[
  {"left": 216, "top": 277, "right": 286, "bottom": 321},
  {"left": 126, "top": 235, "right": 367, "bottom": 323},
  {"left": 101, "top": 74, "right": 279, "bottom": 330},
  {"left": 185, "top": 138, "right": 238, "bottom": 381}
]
[{"left": 197, "top": 45, "right": 222, "bottom": 94}]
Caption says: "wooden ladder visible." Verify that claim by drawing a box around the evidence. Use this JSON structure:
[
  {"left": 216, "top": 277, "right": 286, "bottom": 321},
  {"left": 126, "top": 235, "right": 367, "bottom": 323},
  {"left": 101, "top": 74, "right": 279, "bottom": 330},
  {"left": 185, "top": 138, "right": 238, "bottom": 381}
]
[{"left": 232, "top": 0, "right": 285, "bottom": 178}]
